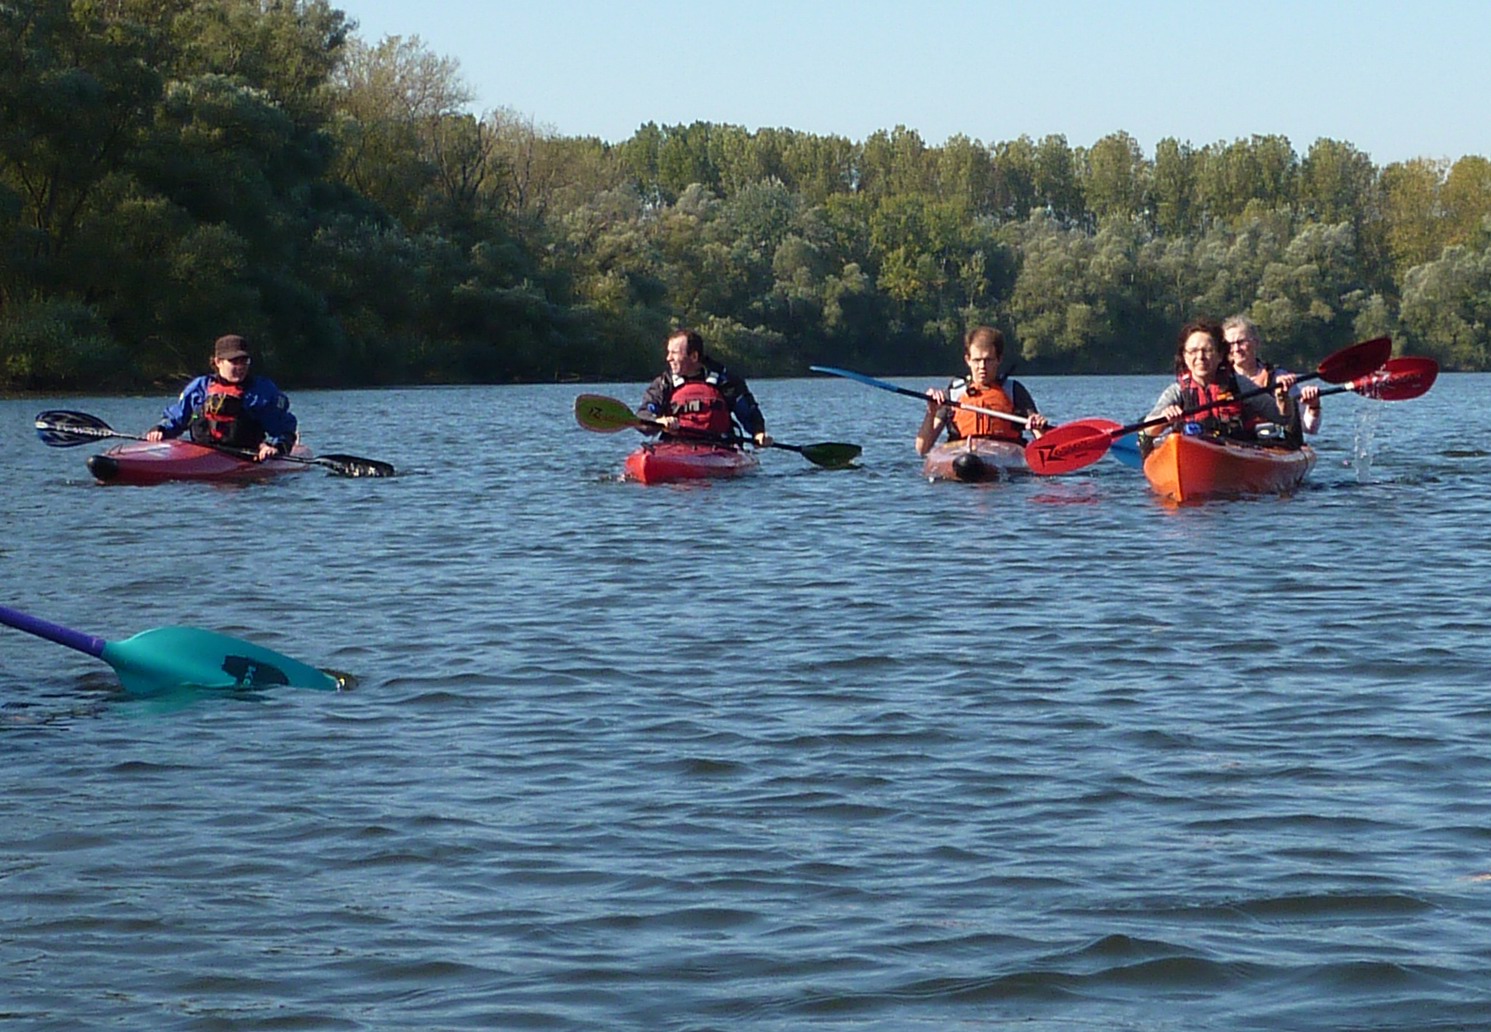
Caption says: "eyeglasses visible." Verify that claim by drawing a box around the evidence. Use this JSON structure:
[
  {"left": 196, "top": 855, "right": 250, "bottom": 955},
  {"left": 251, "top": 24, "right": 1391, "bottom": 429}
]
[{"left": 1226, "top": 338, "right": 1256, "bottom": 349}]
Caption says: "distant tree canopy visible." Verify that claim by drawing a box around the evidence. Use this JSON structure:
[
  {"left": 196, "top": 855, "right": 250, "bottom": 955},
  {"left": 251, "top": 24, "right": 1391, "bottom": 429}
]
[{"left": 4, "top": 0, "right": 1491, "bottom": 391}]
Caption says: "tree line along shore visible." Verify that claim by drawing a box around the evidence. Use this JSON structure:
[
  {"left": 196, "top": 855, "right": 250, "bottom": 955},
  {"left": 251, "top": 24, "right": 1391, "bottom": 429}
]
[{"left": 4, "top": 1, "right": 1489, "bottom": 393}]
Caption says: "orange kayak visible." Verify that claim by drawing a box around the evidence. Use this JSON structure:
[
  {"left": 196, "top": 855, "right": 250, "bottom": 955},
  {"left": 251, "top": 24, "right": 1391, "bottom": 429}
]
[
  {"left": 1143, "top": 433, "right": 1315, "bottom": 502},
  {"left": 623, "top": 441, "right": 760, "bottom": 485},
  {"left": 922, "top": 438, "right": 1026, "bottom": 482}
]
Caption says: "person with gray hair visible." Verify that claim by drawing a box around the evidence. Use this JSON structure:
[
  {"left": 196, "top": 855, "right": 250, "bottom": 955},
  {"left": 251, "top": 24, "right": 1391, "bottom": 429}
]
[{"left": 1223, "top": 315, "right": 1321, "bottom": 444}]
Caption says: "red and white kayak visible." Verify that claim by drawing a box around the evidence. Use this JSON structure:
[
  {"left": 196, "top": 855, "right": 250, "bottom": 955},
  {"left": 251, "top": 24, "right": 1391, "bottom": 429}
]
[
  {"left": 86, "top": 439, "right": 314, "bottom": 486},
  {"left": 623, "top": 441, "right": 759, "bottom": 485},
  {"left": 922, "top": 437, "right": 1027, "bottom": 482},
  {"left": 1142, "top": 433, "right": 1315, "bottom": 502}
]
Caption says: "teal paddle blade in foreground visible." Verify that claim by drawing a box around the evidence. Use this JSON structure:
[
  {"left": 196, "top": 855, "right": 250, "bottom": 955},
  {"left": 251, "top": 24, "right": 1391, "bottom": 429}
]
[{"left": 0, "top": 604, "right": 343, "bottom": 695}]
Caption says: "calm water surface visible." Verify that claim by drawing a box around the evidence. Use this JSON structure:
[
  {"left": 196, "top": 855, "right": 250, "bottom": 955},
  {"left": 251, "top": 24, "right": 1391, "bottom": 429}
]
[{"left": 2, "top": 373, "right": 1489, "bottom": 1030}]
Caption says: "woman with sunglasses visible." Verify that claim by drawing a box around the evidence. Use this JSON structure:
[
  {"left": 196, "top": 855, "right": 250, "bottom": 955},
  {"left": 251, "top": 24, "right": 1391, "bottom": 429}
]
[{"left": 144, "top": 334, "right": 298, "bottom": 461}]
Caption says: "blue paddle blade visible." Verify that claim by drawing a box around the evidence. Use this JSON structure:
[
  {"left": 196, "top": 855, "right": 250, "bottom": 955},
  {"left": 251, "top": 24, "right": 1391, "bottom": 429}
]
[
  {"left": 1108, "top": 433, "right": 1145, "bottom": 469},
  {"left": 100, "top": 626, "right": 342, "bottom": 695}
]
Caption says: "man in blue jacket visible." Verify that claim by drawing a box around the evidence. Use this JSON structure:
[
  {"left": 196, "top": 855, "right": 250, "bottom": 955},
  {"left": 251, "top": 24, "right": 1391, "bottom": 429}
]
[{"left": 145, "top": 334, "right": 297, "bottom": 461}]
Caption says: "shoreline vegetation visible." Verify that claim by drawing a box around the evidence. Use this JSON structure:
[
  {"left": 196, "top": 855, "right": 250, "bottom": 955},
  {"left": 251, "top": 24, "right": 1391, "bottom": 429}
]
[{"left": 4, "top": 2, "right": 1490, "bottom": 394}]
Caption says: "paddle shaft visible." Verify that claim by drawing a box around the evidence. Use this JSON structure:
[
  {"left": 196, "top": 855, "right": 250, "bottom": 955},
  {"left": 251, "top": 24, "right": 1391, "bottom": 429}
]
[
  {"left": 809, "top": 366, "right": 1031, "bottom": 427},
  {"left": 1126, "top": 355, "right": 1419, "bottom": 439},
  {"left": 1106, "top": 370, "right": 1327, "bottom": 441},
  {"left": 0, "top": 604, "right": 106, "bottom": 658},
  {"left": 575, "top": 394, "right": 859, "bottom": 468},
  {"left": 38, "top": 415, "right": 385, "bottom": 476},
  {"left": 627, "top": 406, "right": 804, "bottom": 452}
]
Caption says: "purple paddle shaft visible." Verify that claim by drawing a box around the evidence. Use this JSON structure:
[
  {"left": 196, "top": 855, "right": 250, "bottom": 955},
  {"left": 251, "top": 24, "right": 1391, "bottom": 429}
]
[{"left": 0, "top": 604, "right": 107, "bottom": 658}]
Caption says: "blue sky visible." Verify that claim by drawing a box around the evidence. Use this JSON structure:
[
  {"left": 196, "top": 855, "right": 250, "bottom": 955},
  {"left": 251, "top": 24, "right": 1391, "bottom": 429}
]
[{"left": 333, "top": 0, "right": 1489, "bottom": 166}]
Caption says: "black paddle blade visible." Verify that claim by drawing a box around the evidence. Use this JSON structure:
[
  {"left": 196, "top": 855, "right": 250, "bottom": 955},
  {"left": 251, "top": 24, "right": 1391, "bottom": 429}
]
[
  {"left": 34, "top": 409, "right": 117, "bottom": 447},
  {"left": 317, "top": 453, "right": 396, "bottom": 478},
  {"left": 797, "top": 442, "right": 862, "bottom": 469}
]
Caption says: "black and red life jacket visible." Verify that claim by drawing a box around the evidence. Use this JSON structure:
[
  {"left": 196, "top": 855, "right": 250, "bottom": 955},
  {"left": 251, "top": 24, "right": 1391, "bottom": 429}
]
[
  {"left": 1177, "top": 373, "right": 1243, "bottom": 433},
  {"left": 190, "top": 378, "right": 263, "bottom": 448},
  {"left": 668, "top": 377, "right": 733, "bottom": 436}
]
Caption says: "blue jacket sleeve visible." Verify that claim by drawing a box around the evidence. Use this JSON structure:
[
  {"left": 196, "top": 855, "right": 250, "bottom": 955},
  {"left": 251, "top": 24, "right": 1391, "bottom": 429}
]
[
  {"left": 244, "top": 377, "right": 297, "bottom": 447},
  {"left": 719, "top": 371, "right": 766, "bottom": 436},
  {"left": 155, "top": 376, "right": 209, "bottom": 438}
]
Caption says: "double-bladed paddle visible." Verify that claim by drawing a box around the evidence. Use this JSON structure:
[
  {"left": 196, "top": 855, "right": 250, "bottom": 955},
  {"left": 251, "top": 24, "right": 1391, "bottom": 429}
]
[
  {"left": 808, "top": 364, "right": 1039, "bottom": 430},
  {"left": 573, "top": 394, "right": 861, "bottom": 469},
  {"left": 0, "top": 604, "right": 344, "bottom": 695},
  {"left": 34, "top": 410, "right": 395, "bottom": 478},
  {"left": 1025, "top": 336, "right": 1392, "bottom": 475},
  {"left": 808, "top": 364, "right": 1147, "bottom": 469},
  {"left": 1027, "top": 354, "right": 1437, "bottom": 476},
  {"left": 1025, "top": 337, "right": 1392, "bottom": 475}
]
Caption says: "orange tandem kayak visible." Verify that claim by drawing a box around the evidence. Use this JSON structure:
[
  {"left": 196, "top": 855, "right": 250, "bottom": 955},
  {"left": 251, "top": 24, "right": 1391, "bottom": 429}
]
[{"left": 1142, "top": 433, "right": 1315, "bottom": 502}]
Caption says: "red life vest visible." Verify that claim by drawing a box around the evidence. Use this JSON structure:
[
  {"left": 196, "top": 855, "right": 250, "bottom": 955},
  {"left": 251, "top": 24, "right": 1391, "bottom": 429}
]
[
  {"left": 669, "top": 378, "right": 733, "bottom": 436},
  {"left": 949, "top": 382, "right": 1024, "bottom": 442},
  {"left": 191, "top": 378, "right": 261, "bottom": 447},
  {"left": 1178, "top": 374, "right": 1242, "bottom": 432}
]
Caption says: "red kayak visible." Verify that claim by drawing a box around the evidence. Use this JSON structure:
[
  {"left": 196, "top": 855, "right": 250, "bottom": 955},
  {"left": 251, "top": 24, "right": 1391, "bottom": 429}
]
[
  {"left": 86, "top": 439, "right": 315, "bottom": 486},
  {"left": 623, "top": 441, "right": 760, "bottom": 485},
  {"left": 1143, "top": 433, "right": 1315, "bottom": 502}
]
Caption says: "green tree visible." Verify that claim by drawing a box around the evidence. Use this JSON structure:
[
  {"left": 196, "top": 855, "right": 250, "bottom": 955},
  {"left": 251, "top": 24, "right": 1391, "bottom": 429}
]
[
  {"left": 1380, "top": 157, "right": 1447, "bottom": 276},
  {"left": 1033, "top": 134, "right": 1083, "bottom": 221},
  {"left": 1299, "top": 137, "right": 1377, "bottom": 224},
  {"left": 932, "top": 134, "right": 995, "bottom": 215},
  {"left": 1251, "top": 221, "right": 1363, "bottom": 361},
  {"left": 330, "top": 33, "right": 472, "bottom": 231},
  {"left": 1398, "top": 241, "right": 1491, "bottom": 368},
  {"left": 1150, "top": 137, "right": 1197, "bottom": 237},
  {"left": 990, "top": 135, "right": 1039, "bottom": 220},
  {"left": 1083, "top": 130, "right": 1148, "bottom": 223},
  {"left": 1441, "top": 155, "right": 1491, "bottom": 247},
  {"left": 1195, "top": 135, "right": 1299, "bottom": 226}
]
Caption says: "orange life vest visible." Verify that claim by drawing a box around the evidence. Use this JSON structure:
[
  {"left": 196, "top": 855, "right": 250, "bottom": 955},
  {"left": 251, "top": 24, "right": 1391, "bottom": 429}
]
[
  {"left": 949, "top": 382, "right": 1024, "bottom": 442},
  {"left": 669, "top": 378, "right": 733, "bottom": 436}
]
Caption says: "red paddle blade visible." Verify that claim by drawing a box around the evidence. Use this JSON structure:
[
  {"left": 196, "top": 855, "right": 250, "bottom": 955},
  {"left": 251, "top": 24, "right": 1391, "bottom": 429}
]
[
  {"left": 1318, "top": 336, "right": 1392, "bottom": 383},
  {"left": 1350, "top": 357, "right": 1438, "bottom": 400},
  {"left": 1025, "top": 421, "right": 1116, "bottom": 475},
  {"left": 1064, "top": 418, "right": 1123, "bottom": 434}
]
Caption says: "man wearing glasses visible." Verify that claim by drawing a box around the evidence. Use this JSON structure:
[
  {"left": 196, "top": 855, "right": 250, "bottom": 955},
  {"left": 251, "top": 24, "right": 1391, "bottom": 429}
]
[{"left": 145, "top": 334, "right": 298, "bottom": 461}]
